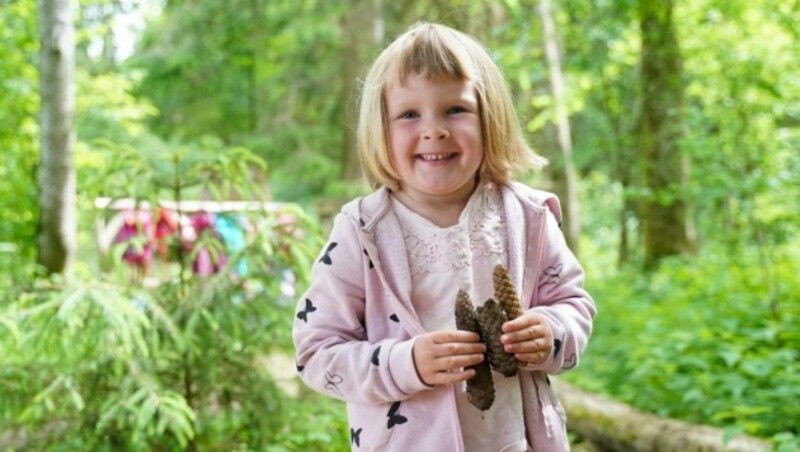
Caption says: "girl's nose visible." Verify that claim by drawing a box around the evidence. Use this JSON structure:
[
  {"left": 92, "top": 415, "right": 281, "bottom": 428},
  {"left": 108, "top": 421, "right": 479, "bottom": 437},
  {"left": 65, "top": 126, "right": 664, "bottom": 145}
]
[{"left": 421, "top": 121, "right": 450, "bottom": 140}]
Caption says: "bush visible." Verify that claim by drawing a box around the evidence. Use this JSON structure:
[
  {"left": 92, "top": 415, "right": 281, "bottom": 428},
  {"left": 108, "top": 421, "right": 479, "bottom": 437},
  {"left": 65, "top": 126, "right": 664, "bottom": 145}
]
[
  {"left": 0, "top": 146, "right": 351, "bottom": 450},
  {"left": 566, "top": 241, "right": 800, "bottom": 449}
]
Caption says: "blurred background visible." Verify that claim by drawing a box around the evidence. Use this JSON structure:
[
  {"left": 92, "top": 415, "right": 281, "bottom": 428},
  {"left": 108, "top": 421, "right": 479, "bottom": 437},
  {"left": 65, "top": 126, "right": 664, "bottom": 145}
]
[{"left": 1, "top": 0, "right": 798, "bottom": 450}]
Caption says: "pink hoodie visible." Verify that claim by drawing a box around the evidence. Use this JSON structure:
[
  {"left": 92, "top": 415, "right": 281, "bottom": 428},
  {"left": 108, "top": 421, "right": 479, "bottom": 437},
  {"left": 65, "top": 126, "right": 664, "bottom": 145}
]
[{"left": 293, "top": 182, "right": 596, "bottom": 451}]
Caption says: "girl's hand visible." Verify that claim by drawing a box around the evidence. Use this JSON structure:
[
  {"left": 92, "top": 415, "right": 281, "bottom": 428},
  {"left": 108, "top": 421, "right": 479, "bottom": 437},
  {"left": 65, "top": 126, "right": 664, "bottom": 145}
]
[
  {"left": 500, "top": 312, "right": 554, "bottom": 365},
  {"left": 412, "top": 330, "right": 486, "bottom": 386}
]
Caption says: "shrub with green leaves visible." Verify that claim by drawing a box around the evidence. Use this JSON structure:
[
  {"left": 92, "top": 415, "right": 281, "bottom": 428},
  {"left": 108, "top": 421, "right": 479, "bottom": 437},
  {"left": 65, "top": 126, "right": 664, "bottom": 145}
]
[{"left": 566, "top": 242, "right": 800, "bottom": 449}]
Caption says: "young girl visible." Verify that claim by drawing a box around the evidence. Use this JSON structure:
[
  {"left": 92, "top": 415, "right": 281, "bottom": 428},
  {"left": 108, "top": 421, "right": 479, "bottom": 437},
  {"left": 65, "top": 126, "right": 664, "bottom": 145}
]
[{"left": 293, "top": 22, "right": 595, "bottom": 452}]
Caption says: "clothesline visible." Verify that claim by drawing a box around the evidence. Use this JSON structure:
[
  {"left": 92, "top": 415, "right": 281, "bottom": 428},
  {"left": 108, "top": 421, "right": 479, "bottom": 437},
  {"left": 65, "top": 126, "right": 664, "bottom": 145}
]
[
  {"left": 94, "top": 197, "right": 292, "bottom": 213},
  {"left": 93, "top": 197, "right": 304, "bottom": 285},
  {"left": 93, "top": 197, "right": 301, "bottom": 258}
]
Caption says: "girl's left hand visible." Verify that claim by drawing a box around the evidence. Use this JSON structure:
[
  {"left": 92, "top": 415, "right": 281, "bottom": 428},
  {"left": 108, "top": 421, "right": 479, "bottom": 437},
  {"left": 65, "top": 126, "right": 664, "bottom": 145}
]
[{"left": 500, "top": 312, "right": 554, "bottom": 365}]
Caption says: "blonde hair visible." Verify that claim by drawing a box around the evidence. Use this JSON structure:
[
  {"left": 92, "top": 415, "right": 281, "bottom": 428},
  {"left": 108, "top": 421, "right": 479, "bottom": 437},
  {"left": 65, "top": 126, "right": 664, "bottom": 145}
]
[{"left": 357, "top": 22, "right": 547, "bottom": 191}]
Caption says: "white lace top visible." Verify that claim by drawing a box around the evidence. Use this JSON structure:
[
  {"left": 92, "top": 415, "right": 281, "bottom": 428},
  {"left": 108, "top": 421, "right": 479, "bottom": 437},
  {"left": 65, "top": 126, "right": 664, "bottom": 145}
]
[{"left": 392, "top": 182, "right": 528, "bottom": 452}]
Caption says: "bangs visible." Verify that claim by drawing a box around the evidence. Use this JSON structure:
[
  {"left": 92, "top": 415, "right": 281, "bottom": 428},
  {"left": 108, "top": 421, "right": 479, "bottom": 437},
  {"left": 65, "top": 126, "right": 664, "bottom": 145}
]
[{"left": 387, "top": 25, "right": 477, "bottom": 86}]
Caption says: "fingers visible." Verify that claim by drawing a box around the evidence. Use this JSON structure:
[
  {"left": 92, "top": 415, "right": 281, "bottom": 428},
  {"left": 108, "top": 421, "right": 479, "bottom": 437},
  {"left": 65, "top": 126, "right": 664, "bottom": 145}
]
[
  {"left": 501, "top": 334, "right": 551, "bottom": 364},
  {"left": 504, "top": 337, "right": 551, "bottom": 362},
  {"left": 432, "top": 340, "right": 486, "bottom": 358},
  {"left": 501, "top": 324, "right": 549, "bottom": 346},
  {"left": 427, "top": 330, "right": 485, "bottom": 359},
  {"left": 413, "top": 331, "right": 487, "bottom": 386},
  {"left": 434, "top": 354, "right": 485, "bottom": 374},
  {"left": 430, "top": 329, "right": 482, "bottom": 344},
  {"left": 432, "top": 368, "right": 477, "bottom": 385},
  {"left": 502, "top": 313, "right": 545, "bottom": 334},
  {"left": 504, "top": 337, "right": 549, "bottom": 353},
  {"left": 499, "top": 314, "right": 554, "bottom": 365},
  {"left": 514, "top": 350, "right": 550, "bottom": 365},
  {"left": 417, "top": 352, "right": 486, "bottom": 386}
]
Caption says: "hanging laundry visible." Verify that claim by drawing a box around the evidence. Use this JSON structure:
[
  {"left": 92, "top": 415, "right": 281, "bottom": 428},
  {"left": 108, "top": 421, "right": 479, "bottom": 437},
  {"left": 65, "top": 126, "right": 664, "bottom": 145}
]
[
  {"left": 215, "top": 213, "right": 248, "bottom": 276},
  {"left": 114, "top": 209, "right": 154, "bottom": 268},
  {"left": 113, "top": 209, "right": 154, "bottom": 284},
  {"left": 190, "top": 211, "right": 227, "bottom": 276},
  {"left": 154, "top": 208, "right": 178, "bottom": 259}
]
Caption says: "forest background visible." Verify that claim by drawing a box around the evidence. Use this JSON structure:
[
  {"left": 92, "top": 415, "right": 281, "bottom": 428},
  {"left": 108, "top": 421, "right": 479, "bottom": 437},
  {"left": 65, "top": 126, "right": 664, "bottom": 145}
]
[{"left": 1, "top": 0, "right": 798, "bottom": 450}]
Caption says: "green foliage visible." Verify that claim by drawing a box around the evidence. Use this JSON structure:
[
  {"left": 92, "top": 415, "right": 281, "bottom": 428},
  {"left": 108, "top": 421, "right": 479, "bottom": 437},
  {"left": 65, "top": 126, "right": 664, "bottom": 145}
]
[
  {"left": 76, "top": 69, "right": 159, "bottom": 146},
  {"left": 130, "top": 0, "right": 345, "bottom": 202},
  {"left": 566, "top": 242, "right": 800, "bottom": 446},
  {"left": 0, "top": 0, "right": 39, "bottom": 261},
  {"left": 265, "top": 390, "right": 349, "bottom": 452},
  {"left": 679, "top": 0, "right": 800, "bottom": 250},
  {"left": 0, "top": 146, "right": 348, "bottom": 449}
]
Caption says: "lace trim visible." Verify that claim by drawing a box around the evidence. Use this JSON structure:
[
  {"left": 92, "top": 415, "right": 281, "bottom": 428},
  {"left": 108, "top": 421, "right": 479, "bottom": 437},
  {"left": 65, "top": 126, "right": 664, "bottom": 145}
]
[{"left": 395, "top": 184, "right": 507, "bottom": 276}]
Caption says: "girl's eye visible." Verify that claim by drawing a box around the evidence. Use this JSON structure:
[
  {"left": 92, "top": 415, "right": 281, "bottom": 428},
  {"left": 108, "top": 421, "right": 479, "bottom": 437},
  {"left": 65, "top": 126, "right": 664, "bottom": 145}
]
[
  {"left": 399, "top": 111, "right": 419, "bottom": 119},
  {"left": 447, "top": 106, "right": 467, "bottom": 114}
]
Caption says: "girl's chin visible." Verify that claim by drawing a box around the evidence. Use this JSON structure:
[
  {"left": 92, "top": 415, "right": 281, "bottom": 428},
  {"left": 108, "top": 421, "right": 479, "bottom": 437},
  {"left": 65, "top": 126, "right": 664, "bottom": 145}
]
[{"left": 405, "top": 183, "right": 476, "bottom": 198}]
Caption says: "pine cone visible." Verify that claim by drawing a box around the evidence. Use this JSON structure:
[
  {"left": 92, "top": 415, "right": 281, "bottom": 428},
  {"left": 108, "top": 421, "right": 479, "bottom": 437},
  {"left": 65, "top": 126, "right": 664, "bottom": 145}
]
[
  {"left": 465, "top": 354, "right": 495, "bottom": 410},
  {"left": 454, "top": 290, "right": 495, "bottom": 410},
  {"left": 493, "top": 264, "right": 523, "bottom": 321},
  {"left": 476, "top": 298, "right": 518, "bottom": 377},
  {"left": 455, "top": 290, "right": 480, "bottom": 332}
]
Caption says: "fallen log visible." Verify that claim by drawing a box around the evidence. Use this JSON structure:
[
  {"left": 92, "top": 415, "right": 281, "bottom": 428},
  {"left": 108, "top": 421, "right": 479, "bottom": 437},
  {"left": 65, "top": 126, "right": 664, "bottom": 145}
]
[{"left": 551, "top": 379, "right": 772, "bottom": 452}]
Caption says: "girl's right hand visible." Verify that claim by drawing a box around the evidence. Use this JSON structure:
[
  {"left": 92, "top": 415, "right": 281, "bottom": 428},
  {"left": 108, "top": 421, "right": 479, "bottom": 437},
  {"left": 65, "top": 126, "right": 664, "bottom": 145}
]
[{"left": 412, "top": 330, "right": 486, "bottom": 386}]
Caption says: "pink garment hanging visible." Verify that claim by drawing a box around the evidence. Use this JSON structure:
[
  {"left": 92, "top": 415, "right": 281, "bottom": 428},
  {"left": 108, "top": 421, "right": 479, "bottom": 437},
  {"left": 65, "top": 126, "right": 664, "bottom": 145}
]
[
  {"left": 190, "top": 211, "right": 227, "bottom": 276},
  {"left": 115, "top": 209, "right": 153, "bottom": 268}
]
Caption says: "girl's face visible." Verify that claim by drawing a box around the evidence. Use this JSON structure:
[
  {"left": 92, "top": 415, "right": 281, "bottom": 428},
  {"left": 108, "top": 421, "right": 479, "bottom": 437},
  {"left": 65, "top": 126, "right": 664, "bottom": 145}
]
[{"left": 385, "top": 75, "right": 483, "bottom": 205}]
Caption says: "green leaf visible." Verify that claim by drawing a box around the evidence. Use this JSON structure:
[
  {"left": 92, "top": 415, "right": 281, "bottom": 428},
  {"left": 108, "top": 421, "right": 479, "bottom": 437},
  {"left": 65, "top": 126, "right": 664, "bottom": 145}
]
[
  {"left": 67, "top": 384, "right": 86, "bottom": 412},
  {"left": 0, "top": 316, "right": 21, "bottom": 342},
  {"left": 200, "top": 308, "right": 219, "bottom": 331}
]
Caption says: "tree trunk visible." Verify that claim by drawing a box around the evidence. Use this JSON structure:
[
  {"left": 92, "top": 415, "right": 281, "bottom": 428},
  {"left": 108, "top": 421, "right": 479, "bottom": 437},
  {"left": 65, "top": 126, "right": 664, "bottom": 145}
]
[
  {"left": 638, "top": 0, "right": 692, "bottom": 268},
  {"left": 36, "top": 0, "right": 77, "bottom": 276},
  {"left": 340, "top": 0, "right": 380, "bottom": 182},
  {"left": 247, "top": 0, "right": 263, "bottom": 135},
  {"left": 552, "top": 379, "right": 772, "bottom": 452},
  {"left": 101, "top": 1, "right": 122, "bottom": 67},
  {"left": 615, "top": 129, "right": 634, "bottom": 268},
  {"left": 538, "top": 0, "right": 581, "bottom": 256}
]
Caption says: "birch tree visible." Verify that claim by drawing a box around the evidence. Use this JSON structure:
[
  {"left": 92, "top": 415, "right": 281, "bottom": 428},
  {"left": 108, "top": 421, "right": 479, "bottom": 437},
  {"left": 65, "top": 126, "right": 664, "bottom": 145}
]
[
  {"left": 36, "top": 0, "right": 77, "bottom": 275},
  {"left": 538, "top": 0, "right": 581, "bottom": 255}
]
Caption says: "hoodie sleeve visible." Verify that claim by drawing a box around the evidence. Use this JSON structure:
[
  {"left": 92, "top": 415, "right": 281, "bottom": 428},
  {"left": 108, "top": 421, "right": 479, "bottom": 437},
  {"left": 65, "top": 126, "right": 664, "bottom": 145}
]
[
  {"left": 527, "top": 206, "right": 596, "bottom": 375},
  {"left": 292, "top": 211, "right": 429, "bottom": 404}
]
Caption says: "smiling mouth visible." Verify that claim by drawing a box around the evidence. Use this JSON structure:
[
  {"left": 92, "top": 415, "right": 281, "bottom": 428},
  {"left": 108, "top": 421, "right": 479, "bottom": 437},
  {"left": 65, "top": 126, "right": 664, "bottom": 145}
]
[{"left": 417, "top": 153, "right": 457, "bottom": 161}]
